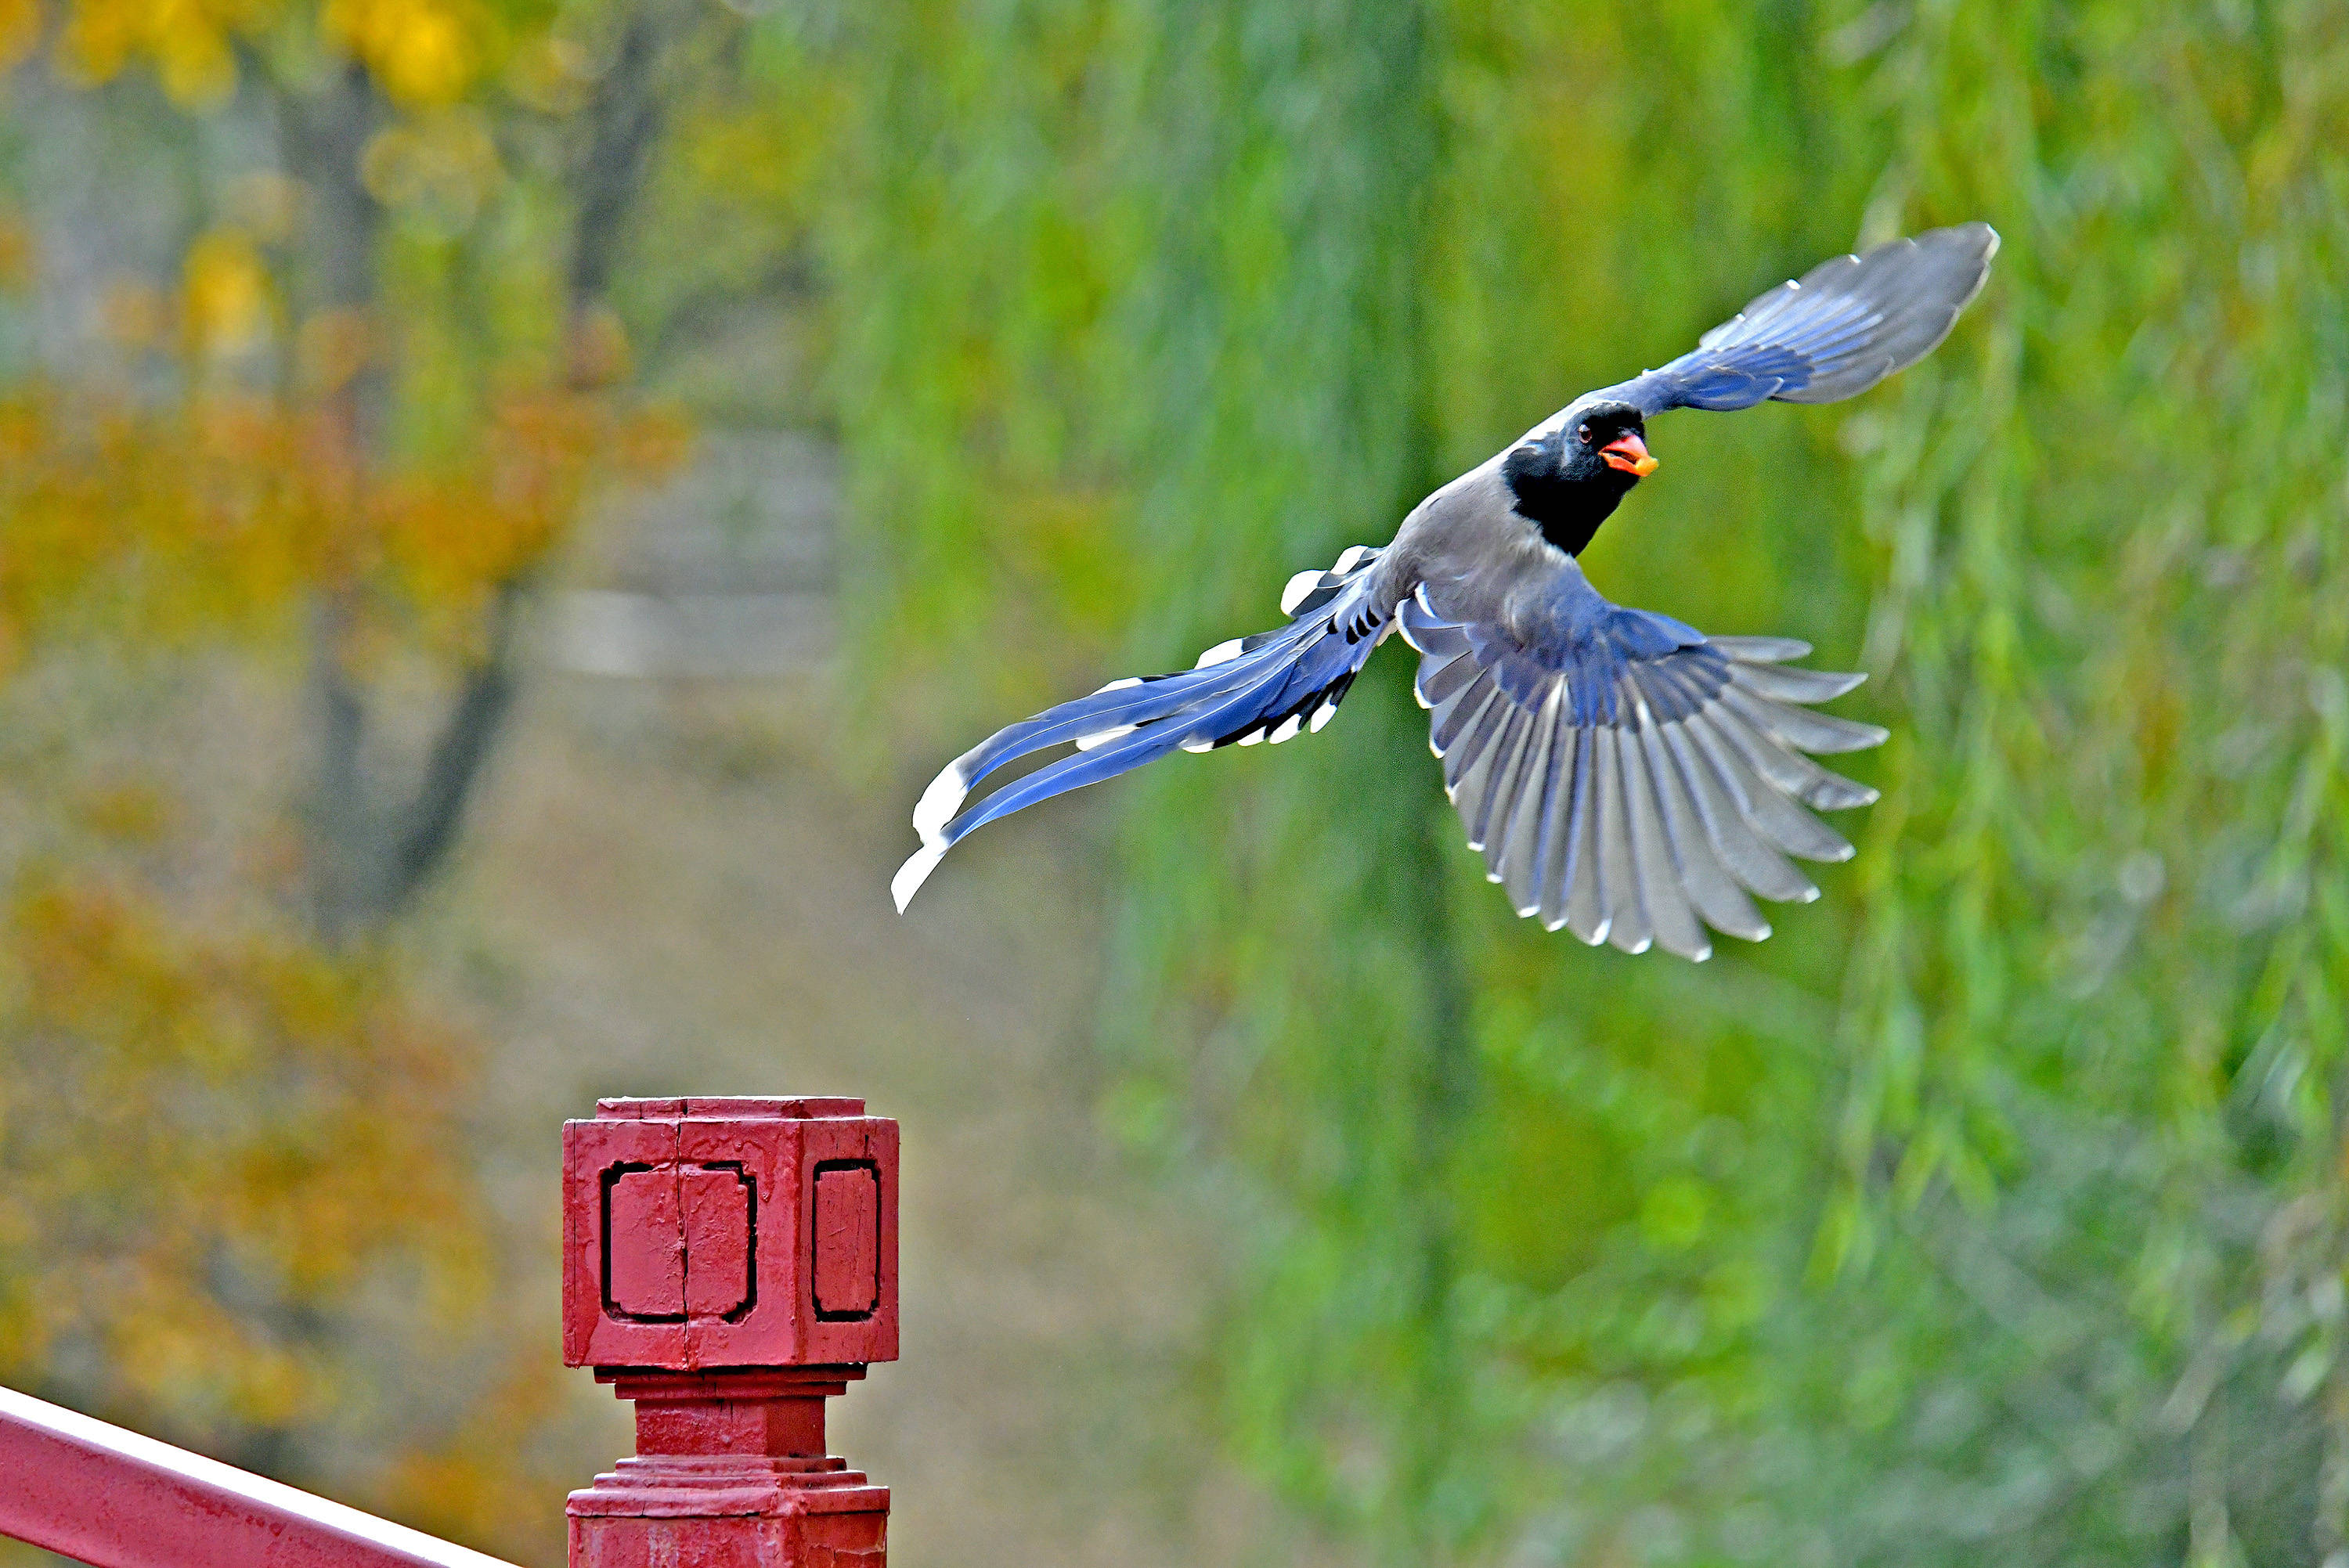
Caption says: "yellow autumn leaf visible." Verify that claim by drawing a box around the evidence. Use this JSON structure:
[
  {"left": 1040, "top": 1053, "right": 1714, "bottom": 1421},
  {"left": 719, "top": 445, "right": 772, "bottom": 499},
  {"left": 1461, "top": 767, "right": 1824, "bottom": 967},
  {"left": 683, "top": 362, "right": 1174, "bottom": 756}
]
[
  {"left": 55, "top": 0, "right": 279, "bottom": 104},
  {"left": 323, "top": 0, "right": 478, "bottom": 104},
  {"left": 0, "top": 0, "right": 39, "bottom": 71},
  {"left": 181, "top": 226, "right": 272, "bottom": 358}
]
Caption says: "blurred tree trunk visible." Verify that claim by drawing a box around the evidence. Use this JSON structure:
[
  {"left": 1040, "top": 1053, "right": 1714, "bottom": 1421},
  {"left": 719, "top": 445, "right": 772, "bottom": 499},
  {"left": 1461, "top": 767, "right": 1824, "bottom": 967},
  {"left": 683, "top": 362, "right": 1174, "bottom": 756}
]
[
  {"left": 289, "top": 3, "right": 693, "bottom": 942},
  {"left": 567, "top": 0, "right": 676, "bottom": 388}
]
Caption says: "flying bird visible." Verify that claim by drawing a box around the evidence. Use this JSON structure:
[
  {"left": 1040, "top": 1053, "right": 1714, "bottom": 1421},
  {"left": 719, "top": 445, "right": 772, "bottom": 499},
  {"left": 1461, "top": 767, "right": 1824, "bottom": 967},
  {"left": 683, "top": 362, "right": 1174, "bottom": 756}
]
[{"left": 893, "top": 222, "right": 1998, "bottom": 959}]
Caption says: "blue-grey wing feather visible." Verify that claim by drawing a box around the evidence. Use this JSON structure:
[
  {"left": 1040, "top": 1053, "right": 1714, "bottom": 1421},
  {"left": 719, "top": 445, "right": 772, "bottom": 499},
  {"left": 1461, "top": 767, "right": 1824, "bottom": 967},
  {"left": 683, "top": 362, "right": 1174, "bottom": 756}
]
[{"left": 1599, "top": 222, "right": 1998, "bottom": 416}]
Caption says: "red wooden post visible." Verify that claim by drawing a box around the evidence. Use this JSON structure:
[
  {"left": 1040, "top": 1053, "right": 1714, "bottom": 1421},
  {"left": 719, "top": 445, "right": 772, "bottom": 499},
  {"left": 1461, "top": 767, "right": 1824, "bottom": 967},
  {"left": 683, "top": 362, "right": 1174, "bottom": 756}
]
[{"left": 562, "top": 1097, "right": 899, "bottom": 1568}]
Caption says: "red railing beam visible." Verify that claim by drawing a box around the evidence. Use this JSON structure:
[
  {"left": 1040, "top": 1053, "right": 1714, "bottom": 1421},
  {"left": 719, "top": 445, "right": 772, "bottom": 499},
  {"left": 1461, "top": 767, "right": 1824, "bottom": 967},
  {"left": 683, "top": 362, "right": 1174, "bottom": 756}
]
[{"left": 0, "top": 1385, "right": 523, "bottom": 1568}]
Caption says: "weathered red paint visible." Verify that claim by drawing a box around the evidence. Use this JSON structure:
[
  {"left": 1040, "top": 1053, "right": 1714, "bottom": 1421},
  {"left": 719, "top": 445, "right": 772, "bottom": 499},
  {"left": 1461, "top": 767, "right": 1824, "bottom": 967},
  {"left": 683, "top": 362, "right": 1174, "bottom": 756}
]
[
  {"left": 565, "top": 1097, "right": 900, "bottom": 1568},
  {"left": 0, "top": 1385, "right": 521, "bottom": 1568}
]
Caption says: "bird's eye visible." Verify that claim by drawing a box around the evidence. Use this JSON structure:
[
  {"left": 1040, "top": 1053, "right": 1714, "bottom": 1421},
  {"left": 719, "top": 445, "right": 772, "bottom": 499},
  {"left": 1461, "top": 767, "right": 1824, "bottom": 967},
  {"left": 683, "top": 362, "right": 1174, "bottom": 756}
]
[{"left": 1576, "top": 424, "right": 1593, "bottom": 445}]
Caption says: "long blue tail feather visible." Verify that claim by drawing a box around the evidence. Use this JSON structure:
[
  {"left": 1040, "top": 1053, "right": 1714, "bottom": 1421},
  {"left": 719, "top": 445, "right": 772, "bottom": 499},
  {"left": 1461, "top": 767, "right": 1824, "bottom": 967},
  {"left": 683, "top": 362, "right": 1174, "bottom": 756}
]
[
  {"left": 939, "top": 642, "right": 1315, "bottom": 843},
  {"left": 893, "top": 546, "right": 1386, "bottom": 910},
  {"left": 944, "top": 618, "right": 1322, "bottom": 805}
]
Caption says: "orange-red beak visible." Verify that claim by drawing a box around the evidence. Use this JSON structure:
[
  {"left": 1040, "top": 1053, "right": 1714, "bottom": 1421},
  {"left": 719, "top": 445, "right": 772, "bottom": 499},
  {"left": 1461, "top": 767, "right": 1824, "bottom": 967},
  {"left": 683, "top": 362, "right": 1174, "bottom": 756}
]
[{"left": 1600, "top": 431, "right": 1659, "bottom": 478}]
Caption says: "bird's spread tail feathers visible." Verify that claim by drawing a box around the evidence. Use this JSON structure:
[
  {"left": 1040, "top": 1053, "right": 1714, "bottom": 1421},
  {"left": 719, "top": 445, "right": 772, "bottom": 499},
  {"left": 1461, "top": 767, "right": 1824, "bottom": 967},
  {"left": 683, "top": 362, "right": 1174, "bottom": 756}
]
[{"left": 892, "top": 546, "right": 1388, "bottom": 910}]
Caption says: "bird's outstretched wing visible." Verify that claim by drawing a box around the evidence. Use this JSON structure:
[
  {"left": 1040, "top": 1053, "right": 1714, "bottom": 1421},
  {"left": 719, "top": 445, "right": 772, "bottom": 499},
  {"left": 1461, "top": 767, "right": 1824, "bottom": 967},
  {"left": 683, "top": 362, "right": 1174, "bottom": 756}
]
[
  {"left": 1402, "top": 564, "right": 1884, "bottom": 961},
  {"left": 1602, "top": 222, "right": 1998, "bottom": 416}
]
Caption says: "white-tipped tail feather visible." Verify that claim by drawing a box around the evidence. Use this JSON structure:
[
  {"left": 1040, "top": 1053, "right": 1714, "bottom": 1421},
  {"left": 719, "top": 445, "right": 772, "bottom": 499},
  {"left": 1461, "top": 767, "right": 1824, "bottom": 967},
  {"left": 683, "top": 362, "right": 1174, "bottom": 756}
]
[
  {"left": 891, "top": 842, "right": 948, "bottom": 913},
  {"left": 912, "top": 762, "right": 969, "bottom": 845}
]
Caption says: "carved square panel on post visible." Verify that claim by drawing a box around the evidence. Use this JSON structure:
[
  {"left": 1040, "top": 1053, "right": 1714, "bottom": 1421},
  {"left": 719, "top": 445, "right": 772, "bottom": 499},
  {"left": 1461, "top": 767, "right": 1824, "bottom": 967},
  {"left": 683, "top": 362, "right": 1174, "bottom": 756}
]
[
  {"left": 563, "top": 1097, "right": 899, "bottom": 1568},
  {"left": 563, "top": 1097, "right": 898, "bottom": 1370}
]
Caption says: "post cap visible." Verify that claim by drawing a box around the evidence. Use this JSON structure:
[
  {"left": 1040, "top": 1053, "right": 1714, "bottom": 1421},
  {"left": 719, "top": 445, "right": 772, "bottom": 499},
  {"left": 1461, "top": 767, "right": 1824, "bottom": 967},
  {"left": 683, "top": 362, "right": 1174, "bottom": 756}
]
[
  {"left": 562, "top": 1096, "right": 900, "bottom": 1371},
  {"left": 594, "top": 1097, "right": 868, "bottom": 1120}
]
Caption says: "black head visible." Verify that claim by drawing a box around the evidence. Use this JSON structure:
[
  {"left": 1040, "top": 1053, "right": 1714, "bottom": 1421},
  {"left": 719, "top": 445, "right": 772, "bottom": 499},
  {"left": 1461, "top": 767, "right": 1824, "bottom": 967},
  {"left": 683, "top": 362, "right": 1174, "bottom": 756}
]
[{"left": 1502, "top": 402, "right": 1657, "bottom": 557}]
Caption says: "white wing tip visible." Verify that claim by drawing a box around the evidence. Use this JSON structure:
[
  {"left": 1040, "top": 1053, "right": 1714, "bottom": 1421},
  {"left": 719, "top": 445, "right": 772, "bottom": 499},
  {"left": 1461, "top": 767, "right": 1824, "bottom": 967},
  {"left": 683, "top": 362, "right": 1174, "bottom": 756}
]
[
  {"left": 1095, "top": 676, "right": 1142, "bottom": 693},
  {"left": 1196, "top": 637, "right": 1245, "bottom": 669},
  {"left": 1334, "top": 544, "right": 1371, "bottom": 573},
  {"left": 1074, "top": 723, "right": 1138, "bottom": 752},
  {"left": 912, "top": 764, "right": 969, "bottom": 845},
  {"left": 891, "top": 842, "right": 949, "bottom": 913},
  {"left": 1310, "top": 701, "right": 1339, "bottom": 733},
  {"left": 1280, "top": 569, "right": 1323, "bottom": 615}
]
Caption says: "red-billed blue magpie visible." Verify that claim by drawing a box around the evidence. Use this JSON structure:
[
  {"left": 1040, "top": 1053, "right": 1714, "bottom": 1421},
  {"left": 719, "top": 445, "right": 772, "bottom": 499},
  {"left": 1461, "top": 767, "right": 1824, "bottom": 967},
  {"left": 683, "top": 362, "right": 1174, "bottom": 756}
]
[{"left": 894, "top": 223, "right": 1997, "bottom": 959}]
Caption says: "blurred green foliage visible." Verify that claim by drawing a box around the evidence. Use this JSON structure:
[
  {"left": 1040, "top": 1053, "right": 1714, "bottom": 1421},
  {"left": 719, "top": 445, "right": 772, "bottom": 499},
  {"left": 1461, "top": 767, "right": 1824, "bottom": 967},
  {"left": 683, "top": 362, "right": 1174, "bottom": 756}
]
[{"left": 832, "top": 0, "right": 2349, "bottom": 1562}]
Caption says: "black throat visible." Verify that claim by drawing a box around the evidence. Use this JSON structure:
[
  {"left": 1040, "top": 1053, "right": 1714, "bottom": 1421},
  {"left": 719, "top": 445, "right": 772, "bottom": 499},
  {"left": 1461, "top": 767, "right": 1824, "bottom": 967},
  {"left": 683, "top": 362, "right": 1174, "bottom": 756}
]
[{"left": 1503, "top": 446, "right": 1632, "bottom": 557}]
